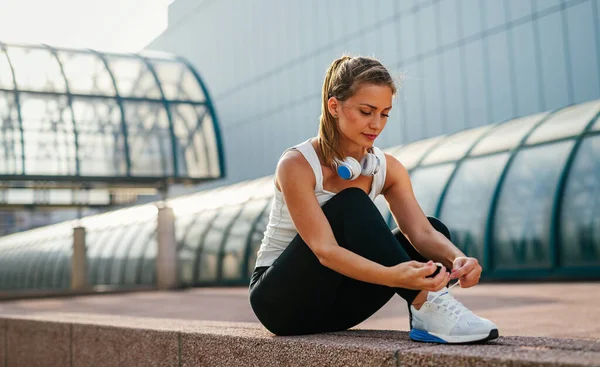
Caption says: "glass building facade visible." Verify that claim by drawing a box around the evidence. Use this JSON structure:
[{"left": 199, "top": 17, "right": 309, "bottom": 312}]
[
  {"left": 149, "top": 0, "right": 600, "bottom": 189},
  {"left": 1, "top": 100, "right": 598, "bottom": 290}
]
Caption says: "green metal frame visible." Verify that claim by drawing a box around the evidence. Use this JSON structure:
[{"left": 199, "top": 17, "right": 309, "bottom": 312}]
[
  {"left": 44, "top": 44, "right": 81, "bottom": 175},
  {"left": 242, "top": 200, "right": 272, "bottom": 282},
  {"left": 0, "top": 43, "right": 225, "bottom": 191},
  {"left": 0, "top": 43, "right": 26, "bottom": 173},
  {"left": 215, "top": 204, "right": 249, "bottom": 282},
  {"left": 549, "top": 109, "right": 600, "bottom": 270},
  {"left": 136, "top": 54, "right": 179, "bottom": 178},
  {"left": 90, "top": 49, "right": 132, "bottom": 176},
  {"left": 191, "top": 208, "right": 224, "bottom": 285},
  {"left": 433, "top": 122, "right": 505, "bottom": 218},
  {"left": 482, "top": 109, "right": 561, "bottom": 273},
  {"left": 178, "top": 56, "right": 227, "bottom": 178}
]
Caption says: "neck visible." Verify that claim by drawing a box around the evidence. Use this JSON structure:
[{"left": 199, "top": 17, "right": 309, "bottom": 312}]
[{"left": 338, "top": 138, "right": 368, "bottom": 161}]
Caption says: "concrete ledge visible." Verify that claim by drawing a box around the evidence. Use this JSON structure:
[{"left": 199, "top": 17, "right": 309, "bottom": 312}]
[{"left": 0, "top": 313, "right": 599, "bottom": 366}]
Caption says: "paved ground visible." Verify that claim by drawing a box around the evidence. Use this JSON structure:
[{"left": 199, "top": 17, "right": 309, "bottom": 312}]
[{"left": 0, "top": 282, "right": 598, "bottom": 340}]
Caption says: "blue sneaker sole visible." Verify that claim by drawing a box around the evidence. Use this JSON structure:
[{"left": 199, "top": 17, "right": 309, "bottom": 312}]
[{"left": 409, "top": 328, "right": 499, "bottom": 344}]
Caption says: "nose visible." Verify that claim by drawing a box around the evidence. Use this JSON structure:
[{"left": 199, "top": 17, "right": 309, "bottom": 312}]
[{"left": 370, "top": 116, "right": 382, "bottom": 130}]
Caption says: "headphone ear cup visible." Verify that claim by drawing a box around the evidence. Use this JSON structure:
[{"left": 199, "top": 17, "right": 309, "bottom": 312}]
[
  {"left": 337, "top": 157, "right": 362, "bottom": 180},
  {"left": 360, "top": 153, "right": 380, "bottom": 176}
]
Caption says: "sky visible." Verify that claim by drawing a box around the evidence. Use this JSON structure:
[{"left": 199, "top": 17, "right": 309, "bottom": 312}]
[{"left": 0, "top": 0, "right": 174, "bottom": 52}]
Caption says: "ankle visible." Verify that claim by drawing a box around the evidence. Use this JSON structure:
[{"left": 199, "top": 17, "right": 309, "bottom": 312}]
[
  {"left": 412, "top": 290, "right": 429, "bottom": 310},
  {"left": 412, "top": 302, "right": 424, "bottom": 310}
]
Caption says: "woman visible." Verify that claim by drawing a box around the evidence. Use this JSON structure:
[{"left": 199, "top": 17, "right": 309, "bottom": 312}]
[{"left": 248, "top": 55, "right": 499, "bottom": 344}]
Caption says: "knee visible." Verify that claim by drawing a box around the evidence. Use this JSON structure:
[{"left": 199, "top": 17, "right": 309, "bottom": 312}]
[
  {"left": 332, "top": 187, "right": 376, "bottom": 212},
  {"left": 336, "top": 187, "right": 369, "bottom": 201},
  {"left": 427, "top": 216, "right": 451, "bottom": 241}
]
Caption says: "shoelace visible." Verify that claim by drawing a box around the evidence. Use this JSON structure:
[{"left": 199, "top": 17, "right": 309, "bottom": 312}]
[{"left": 429, "top": 280, "right": 468, "bottom": 317}]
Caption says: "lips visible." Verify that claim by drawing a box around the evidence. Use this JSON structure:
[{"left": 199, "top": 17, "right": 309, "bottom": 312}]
[{"left": 363, "top": 134, "right": 378, "bottom": 140}]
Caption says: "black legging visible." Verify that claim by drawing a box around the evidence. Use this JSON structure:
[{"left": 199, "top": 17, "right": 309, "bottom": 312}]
[{"left": 248, "top": 187, "right": 452, "bottom": 336}]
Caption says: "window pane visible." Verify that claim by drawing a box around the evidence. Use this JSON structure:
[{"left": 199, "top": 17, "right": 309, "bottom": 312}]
[
  {"left": 464, "top": 39, "right": 489, "bottom": 126},
  {"left": 88, "top": 227, "right": 119, "bottom": 285},
  {"left": 20, "top": 93, "right": 76, "bottom": 175},
  {"left": 421, "top": 57, "right": 444, "bottom": 136},
  {"left": 198, "top": 206, "right": 242, "bottom": 283},
  {"left": 96, "top": 226, "right": 129, "bottom": 285},
  {"left": 493, "top": 141, "right": 574, "bottom": 269},
  {"left": 6, "top": 46, "right": 66, "bottom": 92},
  {"left": 246, "top": 203, "right": 271, "bottom": 277},
  {"left": 56, "top": 51, "right": 116, "bottom": 96},
  {"left": 422, "top": 125, "right": 492, "bottom": 165},
  {"left": 222, "top": 199, "right": 269, "bottom": 281},
  {"left": 170, "top": 104, "right": 211, "bottom": 177},
  {"left": 409, "top": 163, "right": 455, "bottom": 216},
  {"left": 537, "top": 11, "right": 570, "bottom": 109},
  {"left": 487, "top": 30, "right": 514, "bottom": 124},
  {"left": 109, "top": 223, "right": 145, "bottom": 284},
  {"left": 106, "top": 56, "right": 161, "bottom": 99},
  {"left": 560, "top": 135, "right": 600, "bottom": 267},
  {"left": 123, "top": 101, "right": 173, "bottom": 176},
  {"left": 147, "top": 60, "right": 205, "bottom": 102},
  {"left": 0, "top": 90, "right": 23, "bottom": 174},
  {"left": 593, "top": 117, "right": 600, "bottom": 131},
  {"left": 178, "top": 209, "right": 218, "bottom": 286},
  {"left": 200, "top": 111, "right": 221, "bottom": 178},
  {"left": 390, "top": 136, "right": 445, "bottom": 170},
  {"left": 511, "top": 21, "right": 542, "bottom": 117},
  {"left": 0, "top": 48, "right": 15, "bottom": 89},
  {"left": 439, "top": 153, "right": 510, "bottom": 263},
  {"left": 566, "top": 0, "right": 600, "bottom": 104},
  {"left": 439, "top": 0, "right": 459, "bottom": 46},
  {"left": 507, "top": 0, "right": 533, "bottom": 21},
  {"left": 471, "top": 112, "right": 547, "bottom": 156},
  {"left": 441, "top": 48, "right": 466, "bottom": 133},
  {"left": 140, "top": 235, "right": 157, "bottom": 285},
  {"left": 526, "top": 100, "right": 600, "bottom": 145},
  {"left": 72, "top": 97, "right": 127, "bottom": 176},
  {"left": 123, "top": 222, "right": 156, "bottom": 285}
]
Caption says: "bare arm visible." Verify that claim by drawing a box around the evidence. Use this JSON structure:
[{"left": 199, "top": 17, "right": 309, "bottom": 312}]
[
  {"left": 276, "top": 150, "right": 396, "bottom": 287},
  {"left": 382, "top": 154, "right": 466, "bottom": 270}
]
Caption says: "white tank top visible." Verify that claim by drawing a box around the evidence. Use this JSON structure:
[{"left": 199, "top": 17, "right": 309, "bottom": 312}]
[{"left": 254, "top": 138, "right": 387, "bottom": 268}]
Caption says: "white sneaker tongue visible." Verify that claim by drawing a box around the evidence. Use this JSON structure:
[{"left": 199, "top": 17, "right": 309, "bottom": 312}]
[{"left": 427, "top": 287, "right": 449, "bottom": 302}]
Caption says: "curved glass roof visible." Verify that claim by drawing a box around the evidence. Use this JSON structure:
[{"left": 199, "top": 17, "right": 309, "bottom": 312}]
[
  {"left": 0, "top": 99, "right": 599, "bottom": 290},
  {"left": 0, "top": 42, "right": 225, "bottom": 187}
]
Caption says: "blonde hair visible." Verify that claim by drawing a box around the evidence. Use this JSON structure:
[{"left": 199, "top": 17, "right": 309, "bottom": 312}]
[{"left": 317, "top": 55, "right": 397, "bottom": 168}]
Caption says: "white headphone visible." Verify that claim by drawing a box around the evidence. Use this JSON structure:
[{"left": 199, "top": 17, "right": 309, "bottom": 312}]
[{"left": 334, "top": 147, "right": 380, "bottom": 180}]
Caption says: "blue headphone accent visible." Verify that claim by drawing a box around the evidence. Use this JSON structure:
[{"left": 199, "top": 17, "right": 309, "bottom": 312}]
[{"left": 334, "top": 147, "right": 380, "bottom": 180}]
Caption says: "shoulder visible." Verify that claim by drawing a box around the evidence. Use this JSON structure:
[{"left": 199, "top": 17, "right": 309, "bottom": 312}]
[
  {"left": 275, "top": 149, "right": 316, "bottom": 191},
  {"left": 383, "top": 153, "right": 404, "bottom": 170},
  {"left": 382, "top": 153, "right": 409, "bottom": 195}
]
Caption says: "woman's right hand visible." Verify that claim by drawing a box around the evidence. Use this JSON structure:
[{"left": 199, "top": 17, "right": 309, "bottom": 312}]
[{"left": 387, "top": 260, "right": 449, "bottom": 291}]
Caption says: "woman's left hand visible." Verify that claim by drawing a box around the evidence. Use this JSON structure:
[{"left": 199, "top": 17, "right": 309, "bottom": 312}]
[{"left": 449, "top": 256, "right": 482, "bottom": 288}]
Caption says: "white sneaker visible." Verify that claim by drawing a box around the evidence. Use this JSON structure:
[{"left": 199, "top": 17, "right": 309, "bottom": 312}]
[{"left": 409, "top": 282, "right": 499, "bottom": 344}]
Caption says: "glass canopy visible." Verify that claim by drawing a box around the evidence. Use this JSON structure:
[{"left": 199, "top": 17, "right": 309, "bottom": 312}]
[
  {"left": 0, "top": 43, "right": 224, "bottom": 189},
  {"left": 1, "top": 100, "right": 599, "bottom": 290}
]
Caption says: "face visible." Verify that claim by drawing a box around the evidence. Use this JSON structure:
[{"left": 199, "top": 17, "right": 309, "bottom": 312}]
[{"left": 328, "top": 84, "right": 393, "bottom": 151}]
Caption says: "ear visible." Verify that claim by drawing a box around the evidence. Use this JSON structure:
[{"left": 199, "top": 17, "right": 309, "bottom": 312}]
[{"left": 327, "top": 97, "right": 339, "bottom": 118}]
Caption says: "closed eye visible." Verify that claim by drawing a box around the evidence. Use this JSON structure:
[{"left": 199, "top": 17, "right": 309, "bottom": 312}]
[{"left": 361, "top": 110, "right": 390, "bottom": 117}]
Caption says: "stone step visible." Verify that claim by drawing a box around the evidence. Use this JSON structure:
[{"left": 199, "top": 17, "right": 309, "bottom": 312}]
[{"left": 1, "top": 313, "right": 599, "bottom": 366}]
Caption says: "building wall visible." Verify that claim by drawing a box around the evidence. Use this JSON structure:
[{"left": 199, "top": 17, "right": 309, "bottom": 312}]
[{"left": 148, "top": 0, "right": 600, "bottom": 189}]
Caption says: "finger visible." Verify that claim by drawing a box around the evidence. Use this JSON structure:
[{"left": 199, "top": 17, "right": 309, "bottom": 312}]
[
  {"left": 408, "top": 260, "right": 431, "bottom": 268},
  {"left": 424, "top": 267, "right": 448, "bottom": 290},
  {"left": 460, "top": 272, "right": 480, "bottom": 287},
  {"left": 418, "top": 262, "right": 437, "bottom": 276},
  {"left": 450, "top": 264, "right": 471, "bottom": 279}
]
